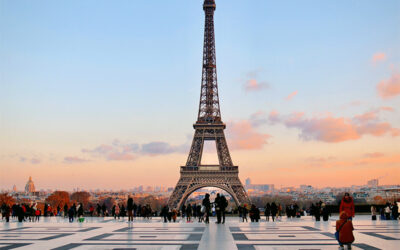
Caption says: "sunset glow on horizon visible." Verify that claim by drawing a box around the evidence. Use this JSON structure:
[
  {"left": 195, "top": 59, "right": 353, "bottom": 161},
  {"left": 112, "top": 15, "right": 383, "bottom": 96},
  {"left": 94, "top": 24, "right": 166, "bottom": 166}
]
[{"left": 1, "top": 0, "right": 400, "bottom": 191}]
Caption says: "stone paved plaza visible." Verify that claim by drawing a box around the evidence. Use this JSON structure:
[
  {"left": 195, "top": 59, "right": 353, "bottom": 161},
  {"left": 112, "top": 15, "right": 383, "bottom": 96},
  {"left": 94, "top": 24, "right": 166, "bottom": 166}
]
[{"left": 0, "top": 215, "right": 399, "bottom": 249}]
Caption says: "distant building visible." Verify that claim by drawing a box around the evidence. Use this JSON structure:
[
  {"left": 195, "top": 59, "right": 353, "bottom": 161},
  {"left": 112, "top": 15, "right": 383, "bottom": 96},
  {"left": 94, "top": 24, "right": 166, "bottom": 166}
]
[
  {"left": 367, "top": 179, "right": 379, "bottom": 187},
  {"left": 25, "top": 176, "right": 35, "bottom": 193},
  {"left": 245, "top": 178, "right": 251, "bottom": 186},
  {"left": 12, "top": 185, "right": 17, "bottom": 193}
]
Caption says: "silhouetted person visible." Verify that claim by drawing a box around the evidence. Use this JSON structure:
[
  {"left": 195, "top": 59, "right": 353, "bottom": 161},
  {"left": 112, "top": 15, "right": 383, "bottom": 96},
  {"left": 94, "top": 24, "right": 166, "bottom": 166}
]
[
  {"left": 220, "top": 195, "right": 228, "bottom": 224},
  {"left": 68, "top": 207, "right": 75, "bottom": 222},
  {"left": 271, "top": 202, "right": 277, "bottom": 222},
  {"left": 202, "top": 193, "right": 211, "bottom": 224},
  {"left": 127, "top": 197, "right": 134, "bottom": 221},
  {"left": 265, "top": 203, "right": 271, "bottom": 221},
  {"left": 214, "top": 193, "right": 222, "bottom": 223}
]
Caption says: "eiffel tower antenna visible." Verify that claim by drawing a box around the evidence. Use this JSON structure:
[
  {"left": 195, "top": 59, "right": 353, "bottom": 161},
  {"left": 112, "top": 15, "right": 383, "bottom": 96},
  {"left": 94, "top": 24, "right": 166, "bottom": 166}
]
[{"left": 168, "top": 0, "right": 250, "bottom": 209}]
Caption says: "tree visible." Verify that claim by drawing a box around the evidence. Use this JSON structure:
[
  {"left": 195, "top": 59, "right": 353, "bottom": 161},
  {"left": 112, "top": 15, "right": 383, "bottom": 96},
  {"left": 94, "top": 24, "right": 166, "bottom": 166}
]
[
  {"left": 70, "top": 191, "right": 90, "bottom": 207},
  {"left": 0, "top": 193, "right": 15, "bottom": 206},
  {"left": 46, "top": 191, "right": 70, "bottom": 207}
]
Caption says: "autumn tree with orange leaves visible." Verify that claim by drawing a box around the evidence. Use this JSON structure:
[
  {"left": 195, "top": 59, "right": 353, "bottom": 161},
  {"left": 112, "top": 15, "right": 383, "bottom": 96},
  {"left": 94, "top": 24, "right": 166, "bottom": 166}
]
[
  {"left": 45, "top": 191, "right": 70, "bottom": 207},
  {"left": 0, "top": 193, "right": 15, "bottom": 206}
]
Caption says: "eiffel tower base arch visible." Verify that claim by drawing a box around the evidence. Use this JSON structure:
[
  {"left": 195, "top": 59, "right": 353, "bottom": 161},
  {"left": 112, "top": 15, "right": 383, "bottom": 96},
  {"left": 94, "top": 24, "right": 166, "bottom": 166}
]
[{"left": 168, "top": 170, "right": 250, "bottom": 210}]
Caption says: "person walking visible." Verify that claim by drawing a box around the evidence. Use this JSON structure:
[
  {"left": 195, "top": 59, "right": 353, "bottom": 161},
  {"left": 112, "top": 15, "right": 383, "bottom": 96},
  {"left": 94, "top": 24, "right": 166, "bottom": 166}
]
[
  {"left": 202, "top": 193, "right": 211, "bottom": 224},
  {"left": 339, "top": 193, "right": 355, "bottom": 220},
  {"left": 336, "top": 211, "right": 355, "bottom": 250}
]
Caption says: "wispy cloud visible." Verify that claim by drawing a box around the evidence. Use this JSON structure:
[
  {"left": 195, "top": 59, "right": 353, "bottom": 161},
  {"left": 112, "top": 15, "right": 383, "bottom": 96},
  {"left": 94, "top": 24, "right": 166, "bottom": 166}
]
[
  {"left": 30, "top": 158, "right": 41, "bottom": 164},
  {"left": 63, "top": 156, "right": 90, "bottom": 164},
  {"left": 363, "top": 152, "right": 384, "bottom": 159},
  {"left": 286, "top": 91, "right": 298, "bottom": 100},
  {"left": 243, "top": 70, "right": 269, "bottom": 92},
  {"left": 372, "top": 52, "right": 386, "bottom": 63},
  {"left": 244, "top": 79, "right": 269, "bottom": 91},
  {"left": 377, "top": 73, "right": 400, "bottom": 99}
]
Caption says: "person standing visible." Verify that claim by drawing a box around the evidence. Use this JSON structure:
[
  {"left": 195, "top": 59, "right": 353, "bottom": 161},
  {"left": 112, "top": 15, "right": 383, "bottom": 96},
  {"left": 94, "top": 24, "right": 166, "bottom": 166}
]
[
  {"left": 161, "top": 206, "right": 169, "bottom": 223},
  {"left": 214, "top": 193, "right": 222, "bottom": 224},
  {"left": 68, "top": 206, "right": 75, "bottom": 222},
  {"left": 186, "top": 204, "right": 192, "bottom": 222},
  {"left": 242, "top": 204, "right": 248, "bottom": 222},
  {"left": 371, "top": 205, "right": 377, "bottom": 221},
  {"left": 339, "top": 193, "right": 355, "bottom": 220},
  {"left": 392, "top": 202, "right": 399, "bottom": 220},
  {"left": 202, "top": 193, "right": 211, "bottom": 224},
  {"left": 270, "top": 202, "right": 277, "bottom": 222},
  {"left": 220, "top": 195, "right": 228, "bottom": 224},
  {"left": 384, "top": 203, "right": 391, "bottom": 220},
  {"left": 322, "top": 203, "right": 330, "bottom": 221},
  {"left": 336, "top": 211, "right": 355, "bottom": 250},
  {"left": 264, "top": 203, "right": 271, "bottom": 221},
  {"left": 64, "top": 204, "right": 68, "bottom": 218},
  {"left": 127, "top": 196, "right": 134, "bottom": 221}
]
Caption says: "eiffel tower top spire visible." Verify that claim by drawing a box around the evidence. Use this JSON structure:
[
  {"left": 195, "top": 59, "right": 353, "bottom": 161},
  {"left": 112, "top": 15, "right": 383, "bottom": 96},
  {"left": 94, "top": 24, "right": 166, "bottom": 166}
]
[{"left": 197, "top": 0, "right": 221, "bottom": 124}]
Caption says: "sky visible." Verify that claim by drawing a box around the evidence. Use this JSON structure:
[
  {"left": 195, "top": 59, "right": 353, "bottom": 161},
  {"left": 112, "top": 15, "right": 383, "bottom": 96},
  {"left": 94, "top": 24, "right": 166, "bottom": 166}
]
[{"left": 1, "top": 0, "right": 400, "bottom": 191}]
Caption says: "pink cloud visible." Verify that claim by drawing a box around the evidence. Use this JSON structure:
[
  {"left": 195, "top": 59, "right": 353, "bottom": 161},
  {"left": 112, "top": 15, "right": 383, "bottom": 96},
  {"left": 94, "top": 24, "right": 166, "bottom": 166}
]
[
  {"left": 244, "top": 79, "right": 269, "bottom": 91},
  {"left": 372, "top": 52, "right": 386, "bottom": 63},
  {"left": 264, "top": 109, "right": 399, "bottom": 143},
  {"left": 363, "top": 152, "right": 384, "bottom": 159},
  {"left": 286, "top": 91, "right": 298, "bottom": 100},
  {"left": 227, "top": 120, "right": 271, "bottom": 150},
  {"left": 377, "top": 73, "right": 400, "bottom": 99},
  {"left": 30, "top": 158, "right": 41, "bottom": 164}
]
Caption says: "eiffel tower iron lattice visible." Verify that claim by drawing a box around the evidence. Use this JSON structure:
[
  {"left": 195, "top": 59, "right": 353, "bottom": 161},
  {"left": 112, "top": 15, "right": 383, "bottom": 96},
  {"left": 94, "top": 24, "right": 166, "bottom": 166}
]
[{"left": 168, "top": 0, "right": 250, "bottom": 209}]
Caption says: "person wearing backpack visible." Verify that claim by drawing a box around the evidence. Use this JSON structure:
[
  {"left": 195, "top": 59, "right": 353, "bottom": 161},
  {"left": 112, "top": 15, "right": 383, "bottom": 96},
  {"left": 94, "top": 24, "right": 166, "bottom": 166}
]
[{"left": 336, "top": 211, "right": 355, "bottom": 249}]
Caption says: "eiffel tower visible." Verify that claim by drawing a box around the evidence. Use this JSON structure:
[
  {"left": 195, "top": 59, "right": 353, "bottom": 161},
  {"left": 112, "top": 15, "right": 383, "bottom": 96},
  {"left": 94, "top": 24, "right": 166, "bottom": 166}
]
[{"left": 168, "top": 0, "right": 250, "bottom": 209}]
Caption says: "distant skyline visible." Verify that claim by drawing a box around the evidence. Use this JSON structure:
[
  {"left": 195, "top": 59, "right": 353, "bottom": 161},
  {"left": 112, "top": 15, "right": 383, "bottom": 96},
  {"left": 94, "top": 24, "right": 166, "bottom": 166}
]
[{"left": 1, "top": 0, "right": 400, "bottom": 190}]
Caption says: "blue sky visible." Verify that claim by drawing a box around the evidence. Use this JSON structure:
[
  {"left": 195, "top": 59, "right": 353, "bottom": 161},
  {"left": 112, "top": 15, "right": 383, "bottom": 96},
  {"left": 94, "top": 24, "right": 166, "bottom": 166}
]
[{"left": 1, "top": 0, "right": 399, "bottom": 190}]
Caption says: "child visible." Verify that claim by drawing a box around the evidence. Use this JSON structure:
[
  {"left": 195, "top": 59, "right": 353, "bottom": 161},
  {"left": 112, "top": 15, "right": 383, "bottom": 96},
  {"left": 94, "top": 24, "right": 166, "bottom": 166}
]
[{"left": 336, "top": 211, "right": 355, "bottom": 249}]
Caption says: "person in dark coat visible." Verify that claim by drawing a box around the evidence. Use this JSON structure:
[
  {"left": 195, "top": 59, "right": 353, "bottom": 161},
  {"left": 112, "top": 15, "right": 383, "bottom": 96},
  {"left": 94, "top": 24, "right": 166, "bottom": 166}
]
[
  {"left": 392, "top": 203, "right": 399, "bottom": 220},
  {"left": 270, "top": 202, "right": 278, "bottom": 222},
  {"left": 161, "top": 206, "right": 169, "bottom": 223},
  {"left": 322, "top": 203, "right": 330, "bottom": 221},
  {"left": 264, "top": 203, "right": 271, "bottom": 221},
  {"left": 63, "top": 204, "right": 68, "bottom": 218},
  {"left": 214, "top": 193, "right": 222, "bottom": 224},
  {"left": 220, "top": 195, "right": 228, "bottom": 224},
  {"left": 314, "top": 203, "right": 321, "bottom": 221},
  {"left": 186, "top": 204, "right": 192, "bottom": 222},
  {"left": 101, "top": 203, "right": 106, "bottom": 216},
  {"left": 68, "top": 207, "right": 75, "bottom": 222},
  {"left": 127, "top": 197, "right": 134, "bottom": 221},
  {"left": 202, "top": 193, "right": 211, "bottom": 224}
]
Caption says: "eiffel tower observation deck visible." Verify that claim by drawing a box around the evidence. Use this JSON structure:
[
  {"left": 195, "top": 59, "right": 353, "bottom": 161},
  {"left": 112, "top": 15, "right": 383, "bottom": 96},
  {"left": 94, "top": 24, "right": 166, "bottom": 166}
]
[{"left": 168, "top": 0, "right": 250, "bottom": 209}]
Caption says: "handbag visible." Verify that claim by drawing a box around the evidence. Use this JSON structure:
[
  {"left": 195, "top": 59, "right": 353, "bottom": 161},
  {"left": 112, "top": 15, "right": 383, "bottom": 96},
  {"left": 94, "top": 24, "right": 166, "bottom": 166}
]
[
  {"left": 335, "top": 221, "right": 347, "bottom": 243},
  {"left": 200, "top": 205, "right": 206, "bottom": 213}
]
